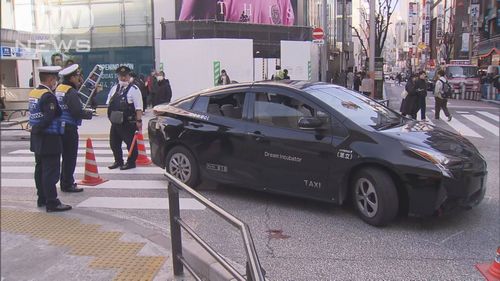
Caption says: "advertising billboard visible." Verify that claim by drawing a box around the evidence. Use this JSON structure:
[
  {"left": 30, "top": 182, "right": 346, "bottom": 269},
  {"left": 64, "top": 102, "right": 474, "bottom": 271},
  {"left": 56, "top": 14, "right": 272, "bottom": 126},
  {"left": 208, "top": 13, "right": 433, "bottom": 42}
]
[{"left": 176, "top": 0, "right": 298, "bottom": 26}]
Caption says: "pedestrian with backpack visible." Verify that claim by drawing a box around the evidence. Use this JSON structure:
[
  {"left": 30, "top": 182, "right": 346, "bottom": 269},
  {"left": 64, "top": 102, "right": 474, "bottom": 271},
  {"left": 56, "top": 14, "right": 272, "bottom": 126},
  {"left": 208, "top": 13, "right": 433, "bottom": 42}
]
[{"left": 434, "top": 69, "right": 452, "bottom": 121}]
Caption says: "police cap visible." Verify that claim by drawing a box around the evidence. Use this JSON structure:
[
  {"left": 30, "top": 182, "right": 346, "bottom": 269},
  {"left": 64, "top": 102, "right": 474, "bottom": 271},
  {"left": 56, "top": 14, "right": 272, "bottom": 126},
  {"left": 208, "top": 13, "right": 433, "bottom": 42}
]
[
  {"left": 59, "top": 64, "right": 80, "bottom": 77},
  {"left": 38, "top": 66, "right": 62, "bottom": 75},
  {"left": 116, "top": 66, "right": 131, "bottom": 75}
]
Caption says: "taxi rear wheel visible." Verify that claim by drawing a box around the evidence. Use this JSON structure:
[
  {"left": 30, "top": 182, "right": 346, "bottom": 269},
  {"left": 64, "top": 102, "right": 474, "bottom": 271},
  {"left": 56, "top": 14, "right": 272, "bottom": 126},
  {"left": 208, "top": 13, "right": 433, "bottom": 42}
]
[
  {"left": 351, "top": 168, "right": 398, "bottom": 226},
  {"left": 166, "top": 146, "right": 199, "bottom": 187}
]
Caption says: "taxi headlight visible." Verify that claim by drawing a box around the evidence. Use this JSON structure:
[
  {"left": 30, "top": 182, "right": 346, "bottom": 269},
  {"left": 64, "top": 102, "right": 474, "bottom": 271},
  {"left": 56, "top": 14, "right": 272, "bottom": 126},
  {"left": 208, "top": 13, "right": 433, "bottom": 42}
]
[{"left": 407, "top": 146, "right": 461, "bottom": 178}]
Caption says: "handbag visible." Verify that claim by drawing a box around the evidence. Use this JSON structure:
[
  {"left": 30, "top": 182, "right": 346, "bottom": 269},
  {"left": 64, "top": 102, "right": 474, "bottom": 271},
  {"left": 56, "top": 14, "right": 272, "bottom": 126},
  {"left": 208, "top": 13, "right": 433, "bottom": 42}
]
[
  {"left": 109, "top": 111, "right": 124, "bottom": 124},
  {"left": 401, "top": 90, "right": 408, "bottom": 99}
]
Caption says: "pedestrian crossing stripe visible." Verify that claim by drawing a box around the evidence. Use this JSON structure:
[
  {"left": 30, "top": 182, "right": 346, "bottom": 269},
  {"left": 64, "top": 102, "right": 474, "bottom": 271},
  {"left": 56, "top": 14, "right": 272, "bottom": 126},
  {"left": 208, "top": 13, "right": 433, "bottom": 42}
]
[
  {"left": 77, "top": 197, "right": 206, "bottom": 210},
  {"left": 463, "top": 115, "right": 499, "bottom": 137},
  {"left": 1, "top": 179, "right": 167, "bottom": 189},
  {"left": 1, "top": 166, "right": 163, "bottom": 174},
  {"left": 477, "top": 111, "right": 499, "bottom": 122},
  {"left": 78, "top": 142, "right": 150, "bottom": 148},
  {"left": 8, "top": 149, "right": 151, "bottom": 155},
  {"left": 1, "top": 156, "right": 117, "bottom": 163}
]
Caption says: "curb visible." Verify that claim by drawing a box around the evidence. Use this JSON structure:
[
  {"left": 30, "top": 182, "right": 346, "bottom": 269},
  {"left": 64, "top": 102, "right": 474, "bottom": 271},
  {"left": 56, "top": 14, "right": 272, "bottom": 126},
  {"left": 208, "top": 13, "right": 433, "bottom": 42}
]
[
  {"left": 481, "top": 99, "right": 500, "bottom": 106},
  {"left": 183, "top": 240, "right": 245, "bottom": 281}
]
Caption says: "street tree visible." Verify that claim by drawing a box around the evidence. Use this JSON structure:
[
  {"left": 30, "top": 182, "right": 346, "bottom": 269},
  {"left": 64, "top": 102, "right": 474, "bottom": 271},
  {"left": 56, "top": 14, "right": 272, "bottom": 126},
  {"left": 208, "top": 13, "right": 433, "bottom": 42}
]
[{"left": 351, "top": 0, "right": 399, "bottom": 67}]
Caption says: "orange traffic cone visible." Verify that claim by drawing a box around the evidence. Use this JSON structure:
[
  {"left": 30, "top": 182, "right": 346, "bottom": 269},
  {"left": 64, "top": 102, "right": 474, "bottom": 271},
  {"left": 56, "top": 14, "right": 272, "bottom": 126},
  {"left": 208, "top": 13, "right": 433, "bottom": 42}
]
[
  {"left": 476, "top": 247, "right": 500, "bottom": 281},
  {"left": 134, "top": 132, "right": 152, "bottom": 166},
  {"left": 78, "top": 138, "right": 108, "bottom": 186}
]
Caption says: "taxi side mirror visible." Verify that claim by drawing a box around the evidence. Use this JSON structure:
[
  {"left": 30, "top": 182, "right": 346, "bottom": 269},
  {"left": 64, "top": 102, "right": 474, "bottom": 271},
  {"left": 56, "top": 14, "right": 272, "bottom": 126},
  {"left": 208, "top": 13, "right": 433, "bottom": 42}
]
[{"left": 298, "top": 117, "right": 323, "bottom": 130}]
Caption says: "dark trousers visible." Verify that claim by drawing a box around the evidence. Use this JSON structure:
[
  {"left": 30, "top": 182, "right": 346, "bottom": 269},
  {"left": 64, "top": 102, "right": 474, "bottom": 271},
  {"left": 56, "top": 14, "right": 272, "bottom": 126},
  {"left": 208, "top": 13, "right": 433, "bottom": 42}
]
[
  {"left": 435, "top": 97, "right": 451, "bottom": 119},
  {"left": 418, "top": 95, "right": 427, "bottom": 120},
  {"left": 34, "top": 153, "right": 61, "bottom": 206},
  {"left": 110, "top": 123, "right": 137, "bottom": 164},
  {"left": 60, "top": 125, "right": 79, "bottom": 188}
]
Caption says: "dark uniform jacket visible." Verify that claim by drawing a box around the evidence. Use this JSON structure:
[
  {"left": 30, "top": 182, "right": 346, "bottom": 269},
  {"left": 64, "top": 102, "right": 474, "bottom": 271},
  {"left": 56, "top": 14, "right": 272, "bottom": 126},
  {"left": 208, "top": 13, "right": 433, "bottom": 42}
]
[
  {"left": 61, "top": 82, "right": 93, "bottom": 127},
  {"left": 30, "top": 85, "right": 63, "bottom": 155}
]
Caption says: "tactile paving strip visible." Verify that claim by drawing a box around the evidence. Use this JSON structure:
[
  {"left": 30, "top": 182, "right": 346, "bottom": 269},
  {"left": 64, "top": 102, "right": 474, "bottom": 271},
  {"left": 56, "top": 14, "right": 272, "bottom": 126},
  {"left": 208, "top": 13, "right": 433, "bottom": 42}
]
[{"left": 1, "top": 209, "right": 166, "bottom": 281}]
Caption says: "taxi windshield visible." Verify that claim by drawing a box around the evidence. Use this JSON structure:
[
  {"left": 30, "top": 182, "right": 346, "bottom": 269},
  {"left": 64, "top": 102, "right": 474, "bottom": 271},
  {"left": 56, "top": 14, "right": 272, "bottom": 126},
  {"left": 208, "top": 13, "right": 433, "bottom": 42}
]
[{"left": 306, "top": 86, "right": 403, "bottom": 130}]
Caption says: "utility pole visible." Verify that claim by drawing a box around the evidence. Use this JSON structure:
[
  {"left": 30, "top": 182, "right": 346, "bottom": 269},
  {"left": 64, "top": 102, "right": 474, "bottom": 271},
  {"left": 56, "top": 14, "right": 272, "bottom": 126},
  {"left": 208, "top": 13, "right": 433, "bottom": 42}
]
[
  {"left": 369, "top": 0, "right": 375, "bottom": 97},
  {"left": 341, "top": 0, "right": 347, "bottom": 86},
  {"left": 322, "top": 0, "right": 328, "bottom": 82}
]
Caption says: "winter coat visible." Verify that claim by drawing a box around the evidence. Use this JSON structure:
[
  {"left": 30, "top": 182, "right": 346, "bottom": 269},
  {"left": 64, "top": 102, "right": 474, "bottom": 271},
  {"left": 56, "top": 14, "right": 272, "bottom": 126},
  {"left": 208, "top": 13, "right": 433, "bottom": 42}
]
[{"left": 400, "top": 79, "right": 419, "bottom": 116}]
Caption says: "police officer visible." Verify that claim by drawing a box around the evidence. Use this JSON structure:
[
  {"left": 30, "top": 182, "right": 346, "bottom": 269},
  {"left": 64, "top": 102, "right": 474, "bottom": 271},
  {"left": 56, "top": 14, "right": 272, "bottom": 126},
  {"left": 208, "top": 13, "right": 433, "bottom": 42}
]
[
  {"left": 56, "top": 64, "right": 93, "bottom": 192},
  {"left": 107, "top": 66, "right": 143, "bottom": 170},
  {"left": 29, "top": 66, "right": 71, "bottom": 212}
]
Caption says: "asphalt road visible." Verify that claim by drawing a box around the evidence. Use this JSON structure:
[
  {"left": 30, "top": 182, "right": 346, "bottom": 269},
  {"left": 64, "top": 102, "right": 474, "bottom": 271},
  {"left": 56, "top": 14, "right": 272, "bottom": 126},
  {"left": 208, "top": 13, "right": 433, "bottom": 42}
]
[{"left": 1, "top": 83, "right": 499, "bottom": 280}]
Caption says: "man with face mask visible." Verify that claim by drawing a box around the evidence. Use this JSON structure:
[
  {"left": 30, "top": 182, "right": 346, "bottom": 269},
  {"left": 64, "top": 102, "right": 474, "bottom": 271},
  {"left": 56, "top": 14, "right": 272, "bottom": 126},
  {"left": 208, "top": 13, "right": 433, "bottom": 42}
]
[
  {"left": 29, "top": 66, "right": 72, "bottom": 212},
  {"left": 56, "top": 64, "right": 93, "bottom": 192},
  {"left": 106, "top": 66, "right": 144, "bottom": 170}
]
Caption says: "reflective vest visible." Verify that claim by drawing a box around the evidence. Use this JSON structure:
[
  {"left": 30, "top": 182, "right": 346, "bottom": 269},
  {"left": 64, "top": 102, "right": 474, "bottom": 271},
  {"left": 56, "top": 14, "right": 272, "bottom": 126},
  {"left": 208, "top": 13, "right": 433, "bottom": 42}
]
[
  {"left": 55, "top": 84, "right": 81, "bottom": 127},
  {"left": 28, "top": 88, "right": 63, "bottom": 135}
]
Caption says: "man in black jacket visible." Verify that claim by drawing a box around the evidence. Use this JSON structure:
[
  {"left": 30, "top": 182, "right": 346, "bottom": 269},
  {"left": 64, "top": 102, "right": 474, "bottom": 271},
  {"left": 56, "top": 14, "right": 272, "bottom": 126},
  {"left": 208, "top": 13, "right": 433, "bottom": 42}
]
[
  {"left": 29, "top": 66, "right": 72, "bottom": 212},
  {"left": 56, "top": 64, "right": 93, "bottom": 192},
  {"left": 152, "top": 71, "right": 172, "bottom": 106}
]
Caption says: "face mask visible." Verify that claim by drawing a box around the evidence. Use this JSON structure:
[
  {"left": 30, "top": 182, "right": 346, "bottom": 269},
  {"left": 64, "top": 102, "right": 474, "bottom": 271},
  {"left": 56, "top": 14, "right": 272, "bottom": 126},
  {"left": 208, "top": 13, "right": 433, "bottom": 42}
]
[
  {"left": 157, "top": 76, "right": 164, "bottom": 81},
  {"left": 129, "top": 77, "right": 134, "bottom": 83},
  {"left": 118, "top": 80, "right": 129, "bottom": 87}
]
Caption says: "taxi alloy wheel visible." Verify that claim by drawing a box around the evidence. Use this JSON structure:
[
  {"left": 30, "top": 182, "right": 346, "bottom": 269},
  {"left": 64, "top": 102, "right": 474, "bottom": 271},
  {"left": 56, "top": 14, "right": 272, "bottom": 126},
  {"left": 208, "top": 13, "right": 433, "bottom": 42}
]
[
  {"left": 166, "top": 146, "right": 199, "bottom": 187},
  {"left": 351, "top": 168, "right": 398, "bottom": 226}
]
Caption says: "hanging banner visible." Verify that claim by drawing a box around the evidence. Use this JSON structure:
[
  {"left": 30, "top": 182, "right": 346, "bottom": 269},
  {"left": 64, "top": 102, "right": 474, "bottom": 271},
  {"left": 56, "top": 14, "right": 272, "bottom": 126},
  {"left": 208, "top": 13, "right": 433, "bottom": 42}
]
[{"left": 461, "top": 33, "right": 470, "bottom": 52}]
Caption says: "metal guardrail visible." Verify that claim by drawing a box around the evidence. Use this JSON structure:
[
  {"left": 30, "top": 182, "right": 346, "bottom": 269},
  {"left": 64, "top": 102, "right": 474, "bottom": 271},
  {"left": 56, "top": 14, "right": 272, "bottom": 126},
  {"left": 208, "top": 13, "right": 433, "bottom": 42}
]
[{"left": 165, "top": 172, "right": 266, "bottom": 281}]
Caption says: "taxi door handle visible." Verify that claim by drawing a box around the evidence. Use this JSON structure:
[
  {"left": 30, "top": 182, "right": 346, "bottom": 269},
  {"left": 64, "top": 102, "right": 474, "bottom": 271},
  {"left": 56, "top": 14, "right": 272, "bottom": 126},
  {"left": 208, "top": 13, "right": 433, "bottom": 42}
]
[
  {"left": 189, "top": 122, "right": 203, "bottom": 128},
  {"left": 247, "top": 131, "right": 265, "bottom": 141}
]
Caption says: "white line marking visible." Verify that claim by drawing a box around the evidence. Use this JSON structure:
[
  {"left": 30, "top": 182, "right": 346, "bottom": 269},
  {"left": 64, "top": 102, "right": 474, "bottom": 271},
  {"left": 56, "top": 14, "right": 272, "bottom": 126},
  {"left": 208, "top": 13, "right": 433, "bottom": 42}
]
[
  {"left": 1, "top": 166, "right": 163, "bottom": 174},
  {"left": 0, "top": 179, "right": 167, "bottom": 189},
  {"left": 456, "top": 111, "right": 469, "bottom": 114},
  {"left": 477, "top": 111, "right": 499, "bottom": 122},
  {"left": 440, "top": 231, "right": 465, "bottom": 244},
  {"left": 446, "top": 117, "right": 483, "bottom": 138},
  {"left": 1, "top": 156, "right": 117, "bottom": 163},
  {"left": 79, "top": 142, "right": 150, "bottom": 148},
  {"left": 9, "top": 149, "right": 151, "bottom": 155},
  {"left": 77, "top": 197, "right": 205, "bottom": 210},
  {"left": 463, "top": 115, "right": 499, "bottom": 136}
]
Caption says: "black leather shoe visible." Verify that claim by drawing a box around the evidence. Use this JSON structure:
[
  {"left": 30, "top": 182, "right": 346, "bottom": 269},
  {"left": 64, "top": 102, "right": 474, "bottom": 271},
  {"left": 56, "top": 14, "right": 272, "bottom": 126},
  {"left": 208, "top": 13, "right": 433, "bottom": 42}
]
[
  {"left": 37, "top": 199, "right": 46, "bottom": 207},
  {"left": 46, "top": 203, "right": 72, "bottom": 212},
  {"left": 108, "top": 162, "right": 123, "bottom": 169},
  {"left": 61, "top": 184, "right": 84, "bottom": 193},
  {"left": 120, "top": 162, "right": 136, "bottom": 170}
]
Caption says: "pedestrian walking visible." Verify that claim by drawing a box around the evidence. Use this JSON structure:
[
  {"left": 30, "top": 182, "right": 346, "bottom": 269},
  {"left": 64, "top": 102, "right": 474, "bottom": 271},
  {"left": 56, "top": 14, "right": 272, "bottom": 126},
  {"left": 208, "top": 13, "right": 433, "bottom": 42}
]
[
  {"left": 55, "top": 64, "right": 93, "bottom": 193},
  {"left": 283, "top": 69, "right": 290, "bottom": 80},
  {"left": 415, "top": 71, "right": 428, "bottom": 121},
  {"left": 396, "top": 73, "right": 402, "bottom": 86},
  {"left": 434, "top": 69, "right": 452, "bottom": 121},
  {"left": 347, "top": 70, "right": 354, "bottom": 90},
  {"left": 400, "top": 73, "right": 419, "bottom": 119},
  {"left": 29, "top": 66, "right": 72, "bottom": 212},
  {"left": 152, "top": 71, "right": 172, "bottom": 106},
  {"left": 106, "top": 66, "right": 144, "bottom": 170},
  {"left": 145, "top": 70, "right": 157, "bottom": 108},
  {"left": 360, "top": 73, "right": 372, "bottom": 96},
  {"left": 353, "top": 72, "right": 361, "bottom": 92}
]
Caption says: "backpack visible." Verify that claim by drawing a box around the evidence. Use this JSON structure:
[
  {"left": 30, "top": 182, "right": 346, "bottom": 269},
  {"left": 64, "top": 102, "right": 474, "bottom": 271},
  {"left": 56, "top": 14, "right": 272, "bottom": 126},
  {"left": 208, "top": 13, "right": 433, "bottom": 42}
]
[{"left": 441, "top": 80, "right": 452, "bottom": 99}]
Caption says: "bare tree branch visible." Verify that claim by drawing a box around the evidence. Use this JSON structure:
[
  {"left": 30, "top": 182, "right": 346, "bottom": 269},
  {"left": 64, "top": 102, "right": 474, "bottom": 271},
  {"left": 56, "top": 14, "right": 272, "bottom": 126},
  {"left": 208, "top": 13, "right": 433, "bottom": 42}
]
[{"left": 351, "top": 25, "right": 368, "bottom": 57}]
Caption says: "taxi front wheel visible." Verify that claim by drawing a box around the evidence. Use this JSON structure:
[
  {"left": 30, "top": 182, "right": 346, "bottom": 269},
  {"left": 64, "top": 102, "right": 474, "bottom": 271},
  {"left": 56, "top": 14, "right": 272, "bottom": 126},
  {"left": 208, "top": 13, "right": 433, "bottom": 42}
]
[
  {"left": 351, "top": 168, "right": 399, "bottom": 226},
  {"left": 166, "top": 146, "right": 200, "bottom": 188}
]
